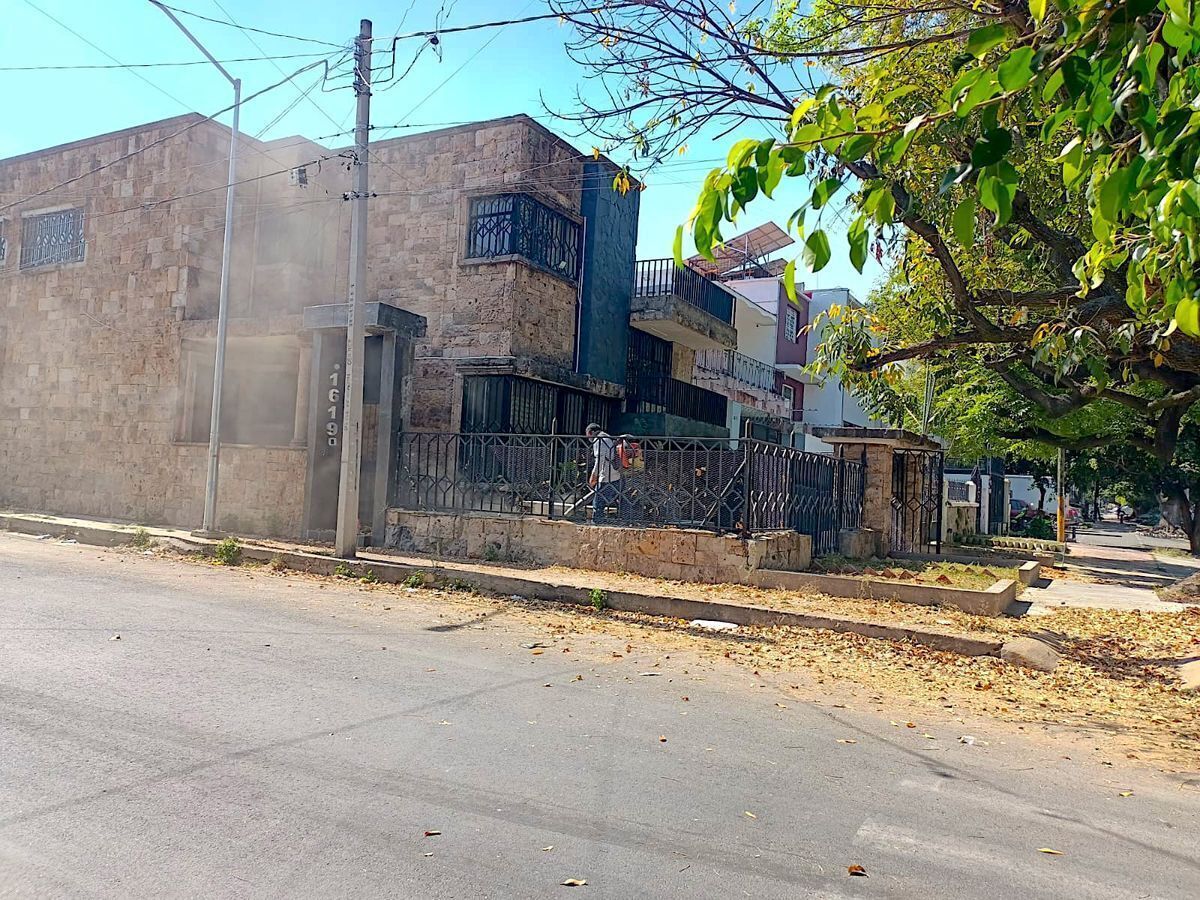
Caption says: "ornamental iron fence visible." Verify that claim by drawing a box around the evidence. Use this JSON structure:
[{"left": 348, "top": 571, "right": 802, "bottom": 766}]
[{"left": 392, "top": 432, "right": 863, "bottom": 554}]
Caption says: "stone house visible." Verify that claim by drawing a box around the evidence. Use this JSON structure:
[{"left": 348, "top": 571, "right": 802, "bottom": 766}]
[{"left": 0, "top": 112, "right": 639, "bottom": 538}]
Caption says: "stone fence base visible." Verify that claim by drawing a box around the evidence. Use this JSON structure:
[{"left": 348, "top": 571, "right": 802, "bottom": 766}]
[{"left": 384, "top": 509, "right": 812, "bottom": 584}]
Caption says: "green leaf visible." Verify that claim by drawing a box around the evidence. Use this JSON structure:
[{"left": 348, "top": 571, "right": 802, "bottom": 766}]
[
  {"left": 979, "top": 175, "right": 1015, "bottom": 225},
  {"left": 803, "top": 229, "right": 832, "bottom": 272},
  {"left": 692, "top": 189, "right": 722, "bottom": 259},
  {"left": 1029, "top": 0, "right": 1047, "bottom": 23},
  {"left": 840, "top": 134, "right": 877, "bottom": 162},
  {"left": 848, "top": 215, "right": 869, "bottom": 273},
  {"left": 783, "top": 258, "right": 798, "bottom": 303},
  {"left": 952, "top": 197, "right": 976, "bottom": 247},
  {"left": 970, "top": 128, "right": 1012, "bottom": 168},
  {"left": 672, "top": 225, "right": 685, "bottom": 268},
  {"left": 997, "top": 47, "right": 1036, "bottom": 91},
  {"left": 879, "top": 114, "right": 926, "bottom": 166},
  {"left": 881, "top": 84, "right": 920, "bottom": 104},
  {"left": 754, "top": 138, "right": 776, "bottom": 168},
  {"left": 957, "top": 73, "right": 1000, "bottom": 117},
  {"left": 1097, "top": 167, "right": 1130, "bottom": 224},
  {"left": 1041, "top": 69, "right": 1064, "bottom": 102},
  {"left": 966, "top": 24, "right": 1014, "bottom": 59},
  {"left": 1061, "top": 55, "right": 1092, "bottom": 100},
  {"left": 939, "top": 163, "right": 973, "bottom": 195},
  {"left": 873, "top": 188, "right": 896, "bottom": 224},
  {"left": 731, "top": 166, "right": 759, "bottom": 206},
  {"left": 1175, "top": 296, "right": 1200, "bottom": 337},
  {"left": 726, "top": 139, "right": 759, "bottom": 170},
  {"left": 812, "top": 177, "right": 842, "bottom": 209},
  {"left": 760, "top": 153, "right": 787, "bottom": 199}
]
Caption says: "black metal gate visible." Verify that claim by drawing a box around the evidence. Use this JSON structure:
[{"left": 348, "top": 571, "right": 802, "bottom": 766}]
[{"left": 890, "top": 448, "right": 944, "bottom": 554}]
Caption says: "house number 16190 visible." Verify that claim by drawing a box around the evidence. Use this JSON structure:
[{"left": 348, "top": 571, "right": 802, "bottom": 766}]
[{"left": 326, "top": 364, "right": 341, "bottom": 447}]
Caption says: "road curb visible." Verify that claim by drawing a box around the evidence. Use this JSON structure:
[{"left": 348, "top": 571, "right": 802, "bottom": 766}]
[{"left": 2, "top": 513, "right": 1004, "bottom": 659}]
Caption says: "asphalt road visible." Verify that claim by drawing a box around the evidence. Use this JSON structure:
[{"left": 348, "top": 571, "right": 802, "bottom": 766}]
[{"left": 2, "top": 533, "right": 1198, "bottom": 899}]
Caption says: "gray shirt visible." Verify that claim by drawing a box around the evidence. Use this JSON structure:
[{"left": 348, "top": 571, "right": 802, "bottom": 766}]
[{"left": 591, "top": 433, "right": 621, "bottom": 484}]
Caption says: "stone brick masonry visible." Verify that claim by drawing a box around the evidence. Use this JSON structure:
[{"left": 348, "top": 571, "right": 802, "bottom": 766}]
[{"left": 0, "top": 113, "right": 608, "bottom": 536}]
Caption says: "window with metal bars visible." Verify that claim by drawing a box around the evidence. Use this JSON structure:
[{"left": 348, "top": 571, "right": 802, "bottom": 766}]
[
  {"left": 784, "top": 306, "right": 799, "bottom": 343},
  {"left": 626, "top": 328, "right": 673, "bottom": 379},
  {"left": 20, "top": 208, "right": 85, "bottom": 270},
  {"left": 465, "top": 193, "right": 581, "bottom": 282},
  {"left": 460, "top": 375, "right": 613, "bottom": 435}
]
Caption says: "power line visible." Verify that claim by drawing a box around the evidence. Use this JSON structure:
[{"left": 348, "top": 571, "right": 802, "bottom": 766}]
[
  {"left": 22, "top": 0, "right": 343, "bottom": 179},
  {"left": 0, "top": 52, "right": 333, "bottom": 71},
  {"left": 148, "top": 2, "right": 348, "bottom": 49},
  {"left": 203, "top": 3, "right": 424, "bottom": 201},
  {"left": 0, "top": 58, "right": 337, "bottom": 214},
  {"left": 22, "top": 0, "right": 200, "bottom": 114},
  {"left": 390, "top": 0, "right": 539, "bottom": 124},
  {"left": 380, "top": 2, "right": 641, "bottom": 47}
]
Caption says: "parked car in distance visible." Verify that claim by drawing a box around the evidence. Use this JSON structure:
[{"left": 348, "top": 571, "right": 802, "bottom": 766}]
[{"left": 1010, "top": 498, "right": 1033, "bottom": 518}]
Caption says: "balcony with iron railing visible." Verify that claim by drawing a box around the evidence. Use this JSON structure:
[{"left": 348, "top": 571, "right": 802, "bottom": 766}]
[
  {"left": 630, "top": 259, "right": 738, "bottom": 351},
  {"left": 696, "top": 349, "right": 783, "bottom": 393},
  {"left": 695, "top": 349, "right": 790, "bottom": 418},
  {"left": 623, "top": 372, "right": 728, "bottom": 430}
]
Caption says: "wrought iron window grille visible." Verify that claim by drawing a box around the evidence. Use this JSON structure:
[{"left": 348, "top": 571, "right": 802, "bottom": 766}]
[
  {"left": 20, "top": 208, "right": 85, "bottom": 270},
  {"left": 465, "top": 193, "right": 581, "bottom": 282}
]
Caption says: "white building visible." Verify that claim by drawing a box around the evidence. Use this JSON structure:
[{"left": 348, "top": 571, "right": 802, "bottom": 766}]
[
  {"left": 715, "top": 280, "right": 878, "bottom": 451},
  {"left": 693, "top": 281, "right": 792, "bottom": 441},
  {"left": 796, "top": 288, "right": 875, "bottom": 453}
]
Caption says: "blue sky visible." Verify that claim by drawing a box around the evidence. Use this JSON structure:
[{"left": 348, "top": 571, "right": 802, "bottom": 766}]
[{"left": 1, "top": 0, "right": 882, "bottom": 295}]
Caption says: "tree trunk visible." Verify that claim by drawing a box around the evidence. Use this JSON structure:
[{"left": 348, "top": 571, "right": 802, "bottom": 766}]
[
  {"left": 1159, "top": 481, "right": 1200, "bottom": 556},
  {"left": 1158, "top": 483, "right": 1189, "bottom": 529},
  {"left": 1185, "top": 500, "right": 1200, "bottom": 556}
]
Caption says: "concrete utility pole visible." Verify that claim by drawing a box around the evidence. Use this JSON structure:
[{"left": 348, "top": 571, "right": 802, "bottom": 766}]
[
  {"left": 151, "top": 1, "right": 241, "bottom": 536},
  {"left": 1057, "top": 447, "right": 1067, "bottom": 543},
  {"left": 335, "top": 19, "right": 373, "bottom": 558}
]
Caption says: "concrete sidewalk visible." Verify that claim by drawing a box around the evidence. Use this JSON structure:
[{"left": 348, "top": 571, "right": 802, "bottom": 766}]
[{"left": 1028, "top": 525, "right": 1200, "bottom": 614}]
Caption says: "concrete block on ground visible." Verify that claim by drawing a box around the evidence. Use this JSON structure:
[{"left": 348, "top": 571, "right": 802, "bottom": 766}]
[
  {"left": 1177, "top": 658, "right": 1200, "bottom": 692},
  {"left": 1000, "top": 637, "right": 1060, "bottom": 672}
]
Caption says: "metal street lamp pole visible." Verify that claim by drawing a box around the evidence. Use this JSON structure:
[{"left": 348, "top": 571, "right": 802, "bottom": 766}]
[{"left": 151, "top": 1, "right": 241, "bottom": 535}]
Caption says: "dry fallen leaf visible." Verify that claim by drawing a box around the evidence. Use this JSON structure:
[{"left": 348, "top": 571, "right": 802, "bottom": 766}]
[
  {"left": 561, "top": 878, "right": 587, "bottom": 887},
  {"left": 658, "top": 735, "right": 667, "bottom": 742},
  {"left": 847, "top": 864, "right": 869, "bottom": 877},
  {"left": 542, "top": 846, "right": 554, "bottom": 852},
  {"left": 837, "top": 739, "right": 857, "bottom": 744},
  {"left": 1119, "top": 791, "right": 1134, "bottom": 797},
  {"left": 744, "top": 811, "right": 756, "bottom": 818},
  {"left": 531, "top": 649, "right": 544, "bottom": 655},
  {"left": 1037, "top": 848, "right": 1063, "bottom": 855}
]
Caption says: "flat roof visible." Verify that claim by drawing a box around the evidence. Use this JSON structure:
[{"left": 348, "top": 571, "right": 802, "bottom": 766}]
[{"left": 2, "top": 111, "right": 622, "bottom": 178}]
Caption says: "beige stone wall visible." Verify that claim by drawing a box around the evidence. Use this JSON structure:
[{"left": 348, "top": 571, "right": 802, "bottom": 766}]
[
  {"left": 384, "top": 509, "right": 813, "bottom": 584},
  {"left": 359, "top": 118, "right": 589, "bottom": 428},
  {"left": 943, "top": 502, "right": 978, "bottom": 543},
  {"left": 0, "top": 115, "right": 322, "bottom": 535},
  {"left": 0, "top": 113, "right": 596, "bottom": 533}
]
